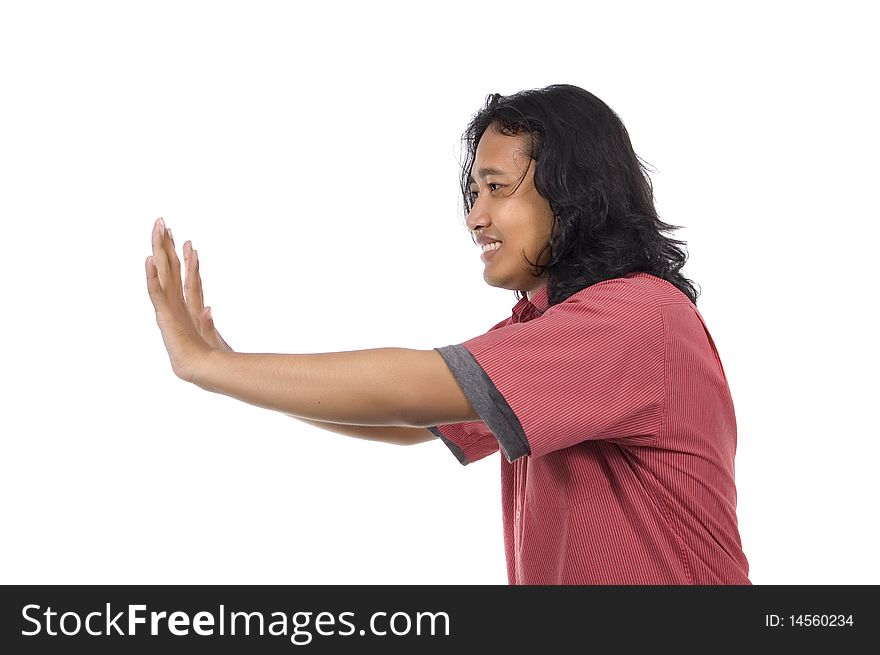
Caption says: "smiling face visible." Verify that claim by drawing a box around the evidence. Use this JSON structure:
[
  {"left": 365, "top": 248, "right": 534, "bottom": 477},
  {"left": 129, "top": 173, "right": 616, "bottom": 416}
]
[{"left": 466, "top": 123, "right": 554, "bottom": 297}]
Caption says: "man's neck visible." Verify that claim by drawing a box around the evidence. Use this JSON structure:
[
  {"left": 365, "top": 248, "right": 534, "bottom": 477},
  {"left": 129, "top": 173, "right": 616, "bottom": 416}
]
[{"left": 526, "top": 283, "right": 546, "bottom": 302}]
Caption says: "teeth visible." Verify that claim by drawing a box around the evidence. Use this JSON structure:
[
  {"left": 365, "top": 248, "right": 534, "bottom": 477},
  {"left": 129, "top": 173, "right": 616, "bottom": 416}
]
[{"left": 481, "top": 242, "right": 501, "bottom": 252}]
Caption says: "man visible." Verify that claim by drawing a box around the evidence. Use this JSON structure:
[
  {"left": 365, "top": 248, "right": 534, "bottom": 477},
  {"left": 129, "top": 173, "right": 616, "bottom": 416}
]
[{"left": 146, "top": 84, "right": 750, "bottom": 584}]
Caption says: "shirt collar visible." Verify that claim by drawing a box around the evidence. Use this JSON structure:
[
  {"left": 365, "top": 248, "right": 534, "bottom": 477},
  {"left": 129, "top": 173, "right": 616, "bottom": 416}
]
[{"left": 511, "top": 283, "right": 549, "bottom": 323}]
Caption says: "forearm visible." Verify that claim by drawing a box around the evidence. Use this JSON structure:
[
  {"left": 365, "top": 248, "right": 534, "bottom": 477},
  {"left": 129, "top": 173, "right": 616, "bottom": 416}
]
[
  {"left": 192, "top": 347, "right": 422, "bottom": 426},
  {"left": 285, "top": 414, "right": 436, "bottom": 446}
]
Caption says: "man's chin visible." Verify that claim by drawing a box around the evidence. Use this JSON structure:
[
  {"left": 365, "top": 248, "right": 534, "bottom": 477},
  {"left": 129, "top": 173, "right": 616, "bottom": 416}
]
[{"left": 482, "top": 274, "right": 522, "bottom": 292}]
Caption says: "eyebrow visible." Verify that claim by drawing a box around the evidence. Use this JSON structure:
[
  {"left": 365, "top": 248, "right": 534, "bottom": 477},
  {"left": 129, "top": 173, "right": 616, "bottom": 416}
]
[{"left": 467, "top": 166, "right": 510, "bottom": 184}]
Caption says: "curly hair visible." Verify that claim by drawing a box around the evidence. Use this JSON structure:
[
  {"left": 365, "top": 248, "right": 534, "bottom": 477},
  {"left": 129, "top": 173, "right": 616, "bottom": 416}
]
[{"left": 459, "top": 84, "right": 700, "bottom": 306}]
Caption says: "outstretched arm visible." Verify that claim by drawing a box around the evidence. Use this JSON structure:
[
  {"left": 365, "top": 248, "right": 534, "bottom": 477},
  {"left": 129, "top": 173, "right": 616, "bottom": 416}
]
[
  {"left": 166, "top": 247, "right": 434, "bottom": 444},
  {"left": 145, "top": 217, "right": 479, "bottom": 429},
  {"left": 192, "top": 346, "right": 475, "bottom": 427}
]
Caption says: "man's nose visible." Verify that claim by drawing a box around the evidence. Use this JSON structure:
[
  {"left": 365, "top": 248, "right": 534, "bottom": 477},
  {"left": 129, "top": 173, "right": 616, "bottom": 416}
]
[{"left": 466, "top": 198, "right": 489, "bottom": 233}]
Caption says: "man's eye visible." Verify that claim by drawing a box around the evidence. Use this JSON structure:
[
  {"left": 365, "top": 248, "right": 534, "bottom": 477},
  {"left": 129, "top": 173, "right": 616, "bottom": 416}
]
[{"left": 470, "top": 183, "right": 502, "bottom": 198}]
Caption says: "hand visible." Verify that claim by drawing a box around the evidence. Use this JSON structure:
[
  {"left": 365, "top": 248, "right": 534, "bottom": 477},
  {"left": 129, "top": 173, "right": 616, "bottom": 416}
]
[{"left": 145, "top": 217, "right": 216, "bottom": 382}]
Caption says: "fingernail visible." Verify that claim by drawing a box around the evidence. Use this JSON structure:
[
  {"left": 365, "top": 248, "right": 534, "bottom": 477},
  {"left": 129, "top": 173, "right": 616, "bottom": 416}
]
[
  {"left": 206, "top": 306, "right": 212, "bottom": 322},
  {"left": 193, "top": 249, "right": 198, "bottom": 265},
  {"left": 157, "top": 217, "right": 165, "bottom": 237},
  {"left": 167, "top": 228, "right": 173, "bottom": 242}
]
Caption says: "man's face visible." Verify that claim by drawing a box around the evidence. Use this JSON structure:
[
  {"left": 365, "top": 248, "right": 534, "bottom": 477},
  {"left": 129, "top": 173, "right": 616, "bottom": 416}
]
[{"left": 466, "top": 124, "right": 554, "bottom": 294}]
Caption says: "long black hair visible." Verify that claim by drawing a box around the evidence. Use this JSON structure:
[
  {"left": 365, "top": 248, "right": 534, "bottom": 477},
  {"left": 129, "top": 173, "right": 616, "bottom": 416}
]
[{"left": 460, "top": 84, "right": 700, "bottom": 306}]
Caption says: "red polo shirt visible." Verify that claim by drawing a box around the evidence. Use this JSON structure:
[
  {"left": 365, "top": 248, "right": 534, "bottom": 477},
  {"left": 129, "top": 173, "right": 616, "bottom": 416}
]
[{"left": 428, "top": 272, "right": 750, "bottom": 584}]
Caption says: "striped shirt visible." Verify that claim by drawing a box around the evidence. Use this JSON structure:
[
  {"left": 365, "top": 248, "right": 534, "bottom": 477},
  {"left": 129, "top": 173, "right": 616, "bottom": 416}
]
[{"left": 428, "top": 272, "right": 750, "bottom": 584}]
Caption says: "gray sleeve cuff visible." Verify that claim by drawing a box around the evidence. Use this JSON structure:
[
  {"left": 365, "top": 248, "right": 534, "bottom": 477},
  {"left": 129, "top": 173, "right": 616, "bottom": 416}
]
[{"left": 433, "top": 345, "right": 530, "bottom": 463}]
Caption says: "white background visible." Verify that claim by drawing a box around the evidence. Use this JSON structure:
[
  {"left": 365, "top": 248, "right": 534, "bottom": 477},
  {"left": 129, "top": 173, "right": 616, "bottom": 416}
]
[{"left": 1, "top": 0, "right": 877, "bottom": 585}]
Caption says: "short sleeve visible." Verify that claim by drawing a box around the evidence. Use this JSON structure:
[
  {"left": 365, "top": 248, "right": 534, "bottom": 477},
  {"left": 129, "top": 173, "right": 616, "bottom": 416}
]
[
  {"left": 428, "top": 315, "right": 512, "bottom": 466},
  {"left": 431, "top": 283, "right": 666, "bottom": 463}
]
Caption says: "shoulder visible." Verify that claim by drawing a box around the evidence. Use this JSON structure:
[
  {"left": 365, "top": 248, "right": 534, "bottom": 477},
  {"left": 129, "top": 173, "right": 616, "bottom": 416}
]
[
  {"left": 545, "top": 273, "right": 688, "bottom": 320},
  {"left": 578, "top": 272, "right": 687, "bottom": 303}
]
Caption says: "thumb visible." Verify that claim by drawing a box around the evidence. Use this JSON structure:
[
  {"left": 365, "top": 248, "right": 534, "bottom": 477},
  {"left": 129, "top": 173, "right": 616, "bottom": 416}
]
[{"left": 200, "top": 306, "right": 234, "bottom": 352}]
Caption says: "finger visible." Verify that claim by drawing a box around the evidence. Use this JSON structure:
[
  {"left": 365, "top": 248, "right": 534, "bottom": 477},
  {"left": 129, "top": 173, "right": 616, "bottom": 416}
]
[
  {"left": 198, "top": 306, "right": 233, "bottom": 352},
  {"left": 151, "top": 218, "right": 173, "bottom": 292},
  {"left": 183, "top": 241, "right": 206, "bottom": 326},
  {"left": 145, "top": 255, "right": 166, "bottom": 311},
  {"left": 161, "top": 223, "right": 184, "bottom": 300},
  {"left": 197, "top": 306, "right": 219, "bottom": 348},
  {"left": 192, "top": 247, "right": 204, "bottom": 307}
]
